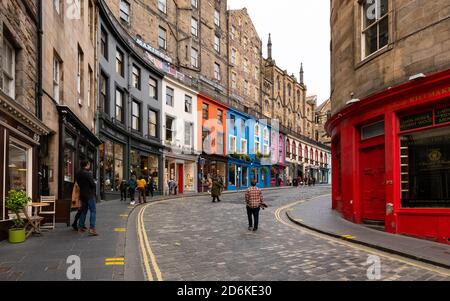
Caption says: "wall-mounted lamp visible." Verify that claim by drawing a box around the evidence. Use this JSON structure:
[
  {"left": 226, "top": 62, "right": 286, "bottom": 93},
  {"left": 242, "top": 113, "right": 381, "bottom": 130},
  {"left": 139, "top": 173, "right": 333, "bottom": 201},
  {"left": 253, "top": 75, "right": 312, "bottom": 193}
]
[
  {"left": 409, "top": 73, "right": 426, "bottom": 81},
  {"left": 346, "top": 98, "right": 360, "bottom": 105}
]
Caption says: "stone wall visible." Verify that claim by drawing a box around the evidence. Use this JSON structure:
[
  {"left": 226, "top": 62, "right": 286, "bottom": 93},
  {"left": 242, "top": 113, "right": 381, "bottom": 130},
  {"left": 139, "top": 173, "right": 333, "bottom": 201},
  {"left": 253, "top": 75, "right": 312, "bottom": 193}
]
[{"left": 331, "top": 0, "right": 450, "bottom": 115}]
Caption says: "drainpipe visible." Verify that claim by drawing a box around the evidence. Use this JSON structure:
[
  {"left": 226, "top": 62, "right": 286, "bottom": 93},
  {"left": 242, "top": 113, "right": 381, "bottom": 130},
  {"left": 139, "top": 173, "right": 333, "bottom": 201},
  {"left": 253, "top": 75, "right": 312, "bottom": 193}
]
[
  {"left": 37, "top": 0, "right": 43, "bottom": 197},
  {"left": 37, "top": 0, "right": 43, "bottom": 120}
]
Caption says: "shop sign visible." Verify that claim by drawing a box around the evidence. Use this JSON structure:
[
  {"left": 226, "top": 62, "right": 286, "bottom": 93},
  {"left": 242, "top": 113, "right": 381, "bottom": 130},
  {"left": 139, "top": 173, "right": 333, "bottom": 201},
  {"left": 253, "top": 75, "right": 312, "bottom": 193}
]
[
  {"left": 400, "top": 111, "right": 433, "bottom": 131},
  {"left": 435, "top": 107, "right": 450, "bottom": 124}
]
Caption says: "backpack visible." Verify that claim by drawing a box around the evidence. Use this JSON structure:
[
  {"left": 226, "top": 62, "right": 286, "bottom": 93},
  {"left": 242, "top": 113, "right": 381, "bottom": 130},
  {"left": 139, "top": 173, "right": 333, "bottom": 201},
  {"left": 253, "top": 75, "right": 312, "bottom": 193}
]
[{"left": 71, "top": 183, "right": 81, "bottom": 209}]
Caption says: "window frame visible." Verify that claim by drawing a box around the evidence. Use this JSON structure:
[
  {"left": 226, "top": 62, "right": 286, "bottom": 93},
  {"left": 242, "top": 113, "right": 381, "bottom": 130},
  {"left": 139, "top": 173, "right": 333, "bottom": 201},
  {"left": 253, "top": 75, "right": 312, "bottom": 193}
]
[
  {"left": 115, "top": 88, "right": 125, "bottom": 124},
  {"left": 166, "top": 86, "right": 174, "bottom": 107},
  {"left": 361, "top": 0, "right": 389, "bottom": 59},
  {"left": 131, "top": 99, "right": 142, "bottom": 132},
  {"left": 132, "top": 64, "right": 141, "bottom": 90},
  {"left": 119, "top": 0, "right": 130, "bottom": 23},
  {"left": 148, "top": 108, "right": 158, "bottom": 139},
  {"left": 158, "top": 27, "right": 167, "bottom": 50}
]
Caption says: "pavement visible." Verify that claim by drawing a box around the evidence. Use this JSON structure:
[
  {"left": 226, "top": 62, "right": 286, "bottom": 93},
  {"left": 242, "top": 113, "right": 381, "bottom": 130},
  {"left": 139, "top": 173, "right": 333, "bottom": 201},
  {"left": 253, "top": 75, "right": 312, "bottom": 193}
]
[
  {"left": 286, "top": 195, "right": 450, "bottom": 270},
  {"left": 0, "top": 185, "right": 293, "bottom": 281}
]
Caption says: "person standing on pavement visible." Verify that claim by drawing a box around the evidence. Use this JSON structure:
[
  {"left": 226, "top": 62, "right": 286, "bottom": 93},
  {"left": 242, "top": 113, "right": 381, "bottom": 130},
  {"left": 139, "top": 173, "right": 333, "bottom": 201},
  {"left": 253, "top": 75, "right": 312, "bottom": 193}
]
[
  {"left": 211, "top": 176, "right": 222, "bottom": 203},
  {"left": 128, "top": 174, "right": 137, "bottom": 205},
  {"left": 76, "top": 160, "right": 98, "bottom": 236},
  {"left": 148, "top": 175, "right": 155, "bottom": 198},
  {"left": 137, "top": 176, "right": 147, "bottom": 204},
  {"left": 119, "top": 180, "right": 128, "bottom": 202},
  {"left": 245, "top": 179, "right": 267, "bottom": 232}
]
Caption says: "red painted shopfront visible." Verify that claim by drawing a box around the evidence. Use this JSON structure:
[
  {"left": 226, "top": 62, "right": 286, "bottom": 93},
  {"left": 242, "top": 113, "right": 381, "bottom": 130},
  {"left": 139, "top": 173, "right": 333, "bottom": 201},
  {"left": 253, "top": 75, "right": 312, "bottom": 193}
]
[{"left": 327, "top": 69, "right": 450, "bottom": 244}]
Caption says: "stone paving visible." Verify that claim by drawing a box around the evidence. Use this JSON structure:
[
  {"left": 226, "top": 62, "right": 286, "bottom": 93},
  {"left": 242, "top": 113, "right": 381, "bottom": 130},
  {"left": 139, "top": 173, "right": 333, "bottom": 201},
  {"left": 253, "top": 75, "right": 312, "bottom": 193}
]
[{"left": 140, "top": 186, "right": 450, "bottom": 281}]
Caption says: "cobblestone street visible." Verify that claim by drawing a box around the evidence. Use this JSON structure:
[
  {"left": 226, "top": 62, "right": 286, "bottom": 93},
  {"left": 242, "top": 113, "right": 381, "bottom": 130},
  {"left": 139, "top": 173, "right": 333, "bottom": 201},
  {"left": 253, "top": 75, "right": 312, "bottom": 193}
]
[{"left": 135, "top": 186, "right": 450, "bottom": 281}]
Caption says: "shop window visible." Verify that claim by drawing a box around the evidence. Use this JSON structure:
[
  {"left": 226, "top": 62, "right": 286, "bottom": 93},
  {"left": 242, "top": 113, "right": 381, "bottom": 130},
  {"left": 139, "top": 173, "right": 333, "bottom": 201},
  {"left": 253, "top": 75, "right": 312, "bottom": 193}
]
[
  {"left": 242, "top": 166, "right": 248, "bottom": 187},
  {"left": 361, "top": 120, "right": 384, "bottom": 140},
  {"left": 400, "top": 127, "right": 450, "bottom": 208},
  {"left": 8, "top": 140, "right": 30, "bottom": 193},
  {"left": 100, "top": 140, "right": 124, "bottom": 192},
  {"left": 64, "top": 148, "right": 75, "bottom": 183},
  {"left": 217, "top": 109, "right": 223, "bottom": 125},
  {"left": 229, "top": 164, "right": 236, "bottom": 186}
]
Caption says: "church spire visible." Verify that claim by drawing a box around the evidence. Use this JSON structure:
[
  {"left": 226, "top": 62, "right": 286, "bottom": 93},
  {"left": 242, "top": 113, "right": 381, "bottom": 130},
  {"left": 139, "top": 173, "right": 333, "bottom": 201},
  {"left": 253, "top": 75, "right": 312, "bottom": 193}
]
[
  {"left": 268, "top": 33, "right": 272, "bottom": 61},
  {"left": 300, "top": 63, "right": 304, "bottom": 85}
]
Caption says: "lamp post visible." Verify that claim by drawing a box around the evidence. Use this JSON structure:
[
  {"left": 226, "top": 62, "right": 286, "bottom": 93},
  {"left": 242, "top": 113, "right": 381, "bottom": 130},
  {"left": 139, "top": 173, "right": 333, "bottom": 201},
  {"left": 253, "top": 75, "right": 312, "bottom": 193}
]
[{"left": 237, "top": 166, "right": 241, "bottom": 192}]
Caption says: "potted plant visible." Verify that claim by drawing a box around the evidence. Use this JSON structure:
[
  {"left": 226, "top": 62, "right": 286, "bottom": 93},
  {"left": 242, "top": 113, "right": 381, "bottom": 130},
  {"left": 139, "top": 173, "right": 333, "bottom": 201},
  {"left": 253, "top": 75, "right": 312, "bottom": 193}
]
[{"left": 5, "top": 190, "right": 31, "bottom": 244}]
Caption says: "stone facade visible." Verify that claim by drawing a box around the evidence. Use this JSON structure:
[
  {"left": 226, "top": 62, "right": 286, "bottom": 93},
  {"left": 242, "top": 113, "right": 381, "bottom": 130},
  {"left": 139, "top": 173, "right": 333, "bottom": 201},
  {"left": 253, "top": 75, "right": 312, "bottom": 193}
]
[
  {"left": 104, "top": 0, "right": 229, "bottom": 104},
  {"left": 262, "top": 39, "right": 314, "bottom": 140},
  {"left": 331, "top": 0, "right": 450, "bottom": 115},
  {"left": 0, "top": 0, "right": 38, "bottom": 114},
  {"left": 41, "top": 0, "right": 98, "bottom": 206},
  {"left": 228, "top": 8, "right": 262, "bottom": 112},
  {"left": 314, "top": 98, "right": 331, "bottom": 146}
]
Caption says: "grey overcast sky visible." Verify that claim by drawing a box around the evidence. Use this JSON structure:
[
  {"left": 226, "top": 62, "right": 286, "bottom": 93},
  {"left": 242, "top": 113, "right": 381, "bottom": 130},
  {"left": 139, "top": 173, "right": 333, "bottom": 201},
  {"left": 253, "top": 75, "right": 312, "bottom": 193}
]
[{"left": 227, "top": 0, "right": 331, "bottom": 105}]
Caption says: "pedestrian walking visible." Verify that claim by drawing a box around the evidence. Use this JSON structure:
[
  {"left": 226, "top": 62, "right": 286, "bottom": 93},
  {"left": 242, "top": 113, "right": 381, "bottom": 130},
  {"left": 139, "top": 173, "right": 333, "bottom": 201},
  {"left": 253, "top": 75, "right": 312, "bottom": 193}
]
[
  {"left": 245, "top": 179, "right": 267, "bottom": 232},
  {"left": 119, "top": 180, "right": 128, "bottom": 202},
  {"left": 128, "top": 175, "right": 137, "bottom": 205},
  {"left": 71, "top": 182, "right": 84, "bottom": 232},
  {"left": 75, "top": 160, "right": 98, "bottom": 236},
  {"left": 137, "top": 176, "right": 147, "bottom": 204},
  {"left": 211, "top": 176, "right": 222, "bottom": 203},
  {"left": 147, "top": 175, "right": 155, "bottom": 198}
]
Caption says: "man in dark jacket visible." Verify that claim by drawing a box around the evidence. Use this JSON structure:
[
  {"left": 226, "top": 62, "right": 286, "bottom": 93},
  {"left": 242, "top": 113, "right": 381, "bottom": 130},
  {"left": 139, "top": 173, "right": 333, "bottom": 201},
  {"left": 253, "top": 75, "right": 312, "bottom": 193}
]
[{"left": 76, "top": 160, "right": 98, "bottom": 236}]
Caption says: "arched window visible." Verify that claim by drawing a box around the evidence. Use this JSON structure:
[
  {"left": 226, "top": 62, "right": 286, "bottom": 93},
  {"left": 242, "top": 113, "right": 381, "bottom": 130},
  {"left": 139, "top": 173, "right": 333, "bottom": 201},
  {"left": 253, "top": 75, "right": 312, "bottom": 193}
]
[
  {"left": 324, "top": 153, "right": 328, "bottom": 165},
  {"left": 292, "top": 141, "right": 297, "bottom": 159},
  {"left": 286, "top": 139, "right": 291, "bottom": 156},
  {"left": 304, "top": 146, "right": 308, "bottom": 160},
  {"left": 299, "top": 144, "right": 302, "bottom": 159},
  {"left": 310, "top": 149, "right": 314, "bottom": 162},
  {"left": 320, "top": 152, "right": 323, "bottom": 163},
  {"left": 288, "top": 84, "right": 291, "bottom": 96},
  {"left": 315, "top": 150, "right": 319, "bottom": 162}
]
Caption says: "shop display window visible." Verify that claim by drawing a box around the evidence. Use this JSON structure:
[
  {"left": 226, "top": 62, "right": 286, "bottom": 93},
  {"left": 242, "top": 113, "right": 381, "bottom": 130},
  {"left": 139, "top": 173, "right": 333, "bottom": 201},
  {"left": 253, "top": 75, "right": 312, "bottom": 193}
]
[{"left": 400, "top": 127, "right": 450, "bottom": 208}]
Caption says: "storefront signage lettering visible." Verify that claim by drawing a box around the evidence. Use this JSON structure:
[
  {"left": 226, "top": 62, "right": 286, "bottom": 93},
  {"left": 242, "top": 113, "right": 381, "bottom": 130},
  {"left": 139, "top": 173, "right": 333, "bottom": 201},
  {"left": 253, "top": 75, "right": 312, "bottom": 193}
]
[
  {"left": 400, "top": 112, "right": 433, "bottom": 131},
  {"left": 408, "top": 86, "right": 450, "bottom": 103},
  {"left": 436, "top": 107, "right": 450, "bottom": 124},
  {"left": 136, "top": 38, "right": 172, "bottom": 63}
]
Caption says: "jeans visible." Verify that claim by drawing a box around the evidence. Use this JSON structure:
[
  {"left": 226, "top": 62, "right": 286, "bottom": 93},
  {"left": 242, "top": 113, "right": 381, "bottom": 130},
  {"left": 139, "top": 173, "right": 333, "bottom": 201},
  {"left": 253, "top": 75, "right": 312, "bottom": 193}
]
[
  {"left": 247, "top": 206, "right": 260, "bottom": 229},
  {"left": 79, "top": 198, "right": 96, "bottom": 229},
  {"left": 129, "top": 188, "right": 135, "bottom": 201}
]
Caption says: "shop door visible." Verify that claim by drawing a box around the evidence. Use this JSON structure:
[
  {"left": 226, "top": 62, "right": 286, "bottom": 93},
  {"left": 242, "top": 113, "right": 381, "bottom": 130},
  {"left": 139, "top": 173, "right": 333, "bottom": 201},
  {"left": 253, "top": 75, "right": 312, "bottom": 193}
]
[
  {"left": 177, "top": 164, "right": 184, "bottom": 194},
  {"left": 360, "top": 145, "right": 386, "bottom": 221}
]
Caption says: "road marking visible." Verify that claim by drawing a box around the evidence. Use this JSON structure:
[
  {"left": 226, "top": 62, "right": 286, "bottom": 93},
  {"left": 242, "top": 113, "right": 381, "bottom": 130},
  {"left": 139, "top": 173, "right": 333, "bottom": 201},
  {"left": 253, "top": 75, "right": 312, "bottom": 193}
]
[
  {"left": 105, "top": 258, "right": 125, "bottom": 266},
  {"left": 120, "top": 214, "right": 128, "bottom": 218},
  {"left": 274, "top": 195, "right": 450, "bottom": 277},
  {"left": 137, "top": 202, "right": 165, "bottom": 281},
  {"left": 105, "top": 258, "right": 125, "bottom": 262},
  {"left": 114, "top": 228, "right": 127, "bottom": 232},
  {"left": 342, "top": 235, "right": 356, "bottom": 239}
]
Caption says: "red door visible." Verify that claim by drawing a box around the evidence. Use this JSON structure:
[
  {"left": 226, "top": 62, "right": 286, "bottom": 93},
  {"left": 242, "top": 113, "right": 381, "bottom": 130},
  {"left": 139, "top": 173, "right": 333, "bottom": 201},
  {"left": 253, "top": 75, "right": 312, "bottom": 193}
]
[
  {"left": 177, "top": 164, "right": 184, "bottom": 194},
  {"left": 360, "top": 145, "right": 386, "bottom": 221}
]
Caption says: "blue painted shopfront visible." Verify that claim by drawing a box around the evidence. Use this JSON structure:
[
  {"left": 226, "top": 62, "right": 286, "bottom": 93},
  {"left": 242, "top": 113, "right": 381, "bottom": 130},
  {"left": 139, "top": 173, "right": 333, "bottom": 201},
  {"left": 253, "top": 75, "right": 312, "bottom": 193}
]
[{"left": 226, "top": 108, "right": 271, "bottom": 190}]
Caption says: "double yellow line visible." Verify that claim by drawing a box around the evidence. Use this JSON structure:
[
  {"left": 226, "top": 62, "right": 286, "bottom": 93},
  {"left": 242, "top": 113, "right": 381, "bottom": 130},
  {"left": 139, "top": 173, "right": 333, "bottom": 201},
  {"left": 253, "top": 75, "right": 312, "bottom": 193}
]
[{"left": 137, "top": 203, "right": 163, "bottom": 281}]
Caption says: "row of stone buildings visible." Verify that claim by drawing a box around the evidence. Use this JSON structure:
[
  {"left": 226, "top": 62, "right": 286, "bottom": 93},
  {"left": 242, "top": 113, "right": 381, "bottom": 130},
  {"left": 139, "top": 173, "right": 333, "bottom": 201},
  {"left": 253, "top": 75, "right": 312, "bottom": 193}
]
[{"left": 0, "top": 0, "right": 330, "bottom": 236}]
